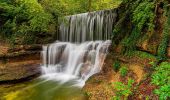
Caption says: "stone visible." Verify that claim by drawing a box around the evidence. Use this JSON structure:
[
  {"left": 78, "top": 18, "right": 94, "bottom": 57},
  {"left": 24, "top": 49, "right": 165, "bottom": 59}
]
[{"left": 0, "top": 61, "right": 41, "bottom": 83}]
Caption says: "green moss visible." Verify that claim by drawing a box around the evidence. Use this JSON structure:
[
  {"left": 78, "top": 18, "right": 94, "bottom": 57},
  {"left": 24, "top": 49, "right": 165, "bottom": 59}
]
[{"left": 4, "top": 91, "right": 21, "bottom": 100}]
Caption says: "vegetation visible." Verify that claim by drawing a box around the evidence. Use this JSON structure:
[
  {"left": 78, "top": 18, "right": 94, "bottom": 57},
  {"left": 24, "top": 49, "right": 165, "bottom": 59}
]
[
  {"left": 0, "top": 0, "right": 170, "bottom": 100},
  {"left": 152, "top": 62, "right": 170, "bottom": 100},
  {"left": 133, "top": 51, "right": 156, "bottom": 60},
  {"left": 112, "top": 79, "right": 134, "bottom": 100},
  {"left": 0, "top": 0, "right": 57, "bottom": 44},
  {"left": 122, "top": 0, "right": 155, "bottom": 54},
  {"left": 113, "top": 60, "right": 121, "bottom": 72},
  {"left": 0, "top": 0, "right": 121, "bottom": 45},
  {"left": 157, "top": 1, "right": 170, "bottom": 60},
  {"left": 112, "top": 0, "right": 156, "bottom": 55},
  {"left": 119, "top": 66, "right": 128, "bottom": 77}
]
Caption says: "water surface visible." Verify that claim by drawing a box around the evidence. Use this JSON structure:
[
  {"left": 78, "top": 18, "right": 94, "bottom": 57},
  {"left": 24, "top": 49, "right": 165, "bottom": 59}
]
[{"left": 1, "top": 78, "right": 87, "bottom": 100}]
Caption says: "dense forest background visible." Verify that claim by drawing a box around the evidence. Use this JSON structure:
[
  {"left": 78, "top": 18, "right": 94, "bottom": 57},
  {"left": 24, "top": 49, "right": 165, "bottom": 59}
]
[{"left": 0, "top": 0, "right": 121, "bottom": 44}]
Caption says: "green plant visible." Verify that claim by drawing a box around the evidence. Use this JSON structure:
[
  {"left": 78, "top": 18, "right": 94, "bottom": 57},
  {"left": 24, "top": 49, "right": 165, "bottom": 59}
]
[
  {"left": 152, "top": 62, "right": 170, "bottom": 100},
  {"left": 113, "top": 60, "right": 121, "bottom": 72},
  {"left": 120, "top": 66, "right": 128, "bottom": 77},
  {"left": 154, "top": 85, "right": 170, "bottom": 100},
  {"left": 0, "top": 0, "right": 56, "bottom": 44},
  {"left": 133, "top": 51, "right": 156, "bottom": 60},
  {"left": 112, "top": 79, "right": 134, "bottom": 100},
  {"left": 120, "top": 0, "right": 155, "bottom": 54},
  {"left": 157, "top": 2, "right": 170, "bottom": 61}
]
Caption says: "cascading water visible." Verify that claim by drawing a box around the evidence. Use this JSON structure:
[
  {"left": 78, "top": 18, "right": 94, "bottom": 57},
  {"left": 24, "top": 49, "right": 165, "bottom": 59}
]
[
  {"left": 42, "top": 40, "right": 111, "bottom": 87},
  {"left": 59, "top": 9, "right": 117, "bottom": 42},
  {"left": 41, "top": 10, "right": 116, "bottom": 87}
]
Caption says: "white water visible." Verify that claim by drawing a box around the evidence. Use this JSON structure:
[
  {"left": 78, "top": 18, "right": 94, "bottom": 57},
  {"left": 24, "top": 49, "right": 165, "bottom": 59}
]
[
  {"left": 59, "top": 10, "right": 117, "bottom": 42},
  {"left": 41, "top": 40, "right": 111, "bottom": 87},
  {"left": 41, "top": 10, "right": 115, "bottom": 87}
]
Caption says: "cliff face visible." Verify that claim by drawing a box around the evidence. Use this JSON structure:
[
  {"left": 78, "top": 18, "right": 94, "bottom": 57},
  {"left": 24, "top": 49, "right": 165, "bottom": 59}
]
[{"left": 0, "top": 45, "right": 41, "bottom": 83}]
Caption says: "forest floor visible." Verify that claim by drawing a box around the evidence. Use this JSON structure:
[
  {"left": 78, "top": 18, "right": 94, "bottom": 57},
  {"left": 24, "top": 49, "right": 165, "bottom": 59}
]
[{"left": 83, "top": 51, "right": 160, "bottom": 100}]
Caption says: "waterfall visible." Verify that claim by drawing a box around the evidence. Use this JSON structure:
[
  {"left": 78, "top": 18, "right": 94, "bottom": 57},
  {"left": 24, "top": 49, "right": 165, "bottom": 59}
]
[
  {"left": 59, "top": 10, "right": 117, "bottom": 42},
  {"left": 41, "top": 40, "right": 111, "bottom": 87},
  {"left": 41, "top": 10, "right": 116, "bottom": 87}
]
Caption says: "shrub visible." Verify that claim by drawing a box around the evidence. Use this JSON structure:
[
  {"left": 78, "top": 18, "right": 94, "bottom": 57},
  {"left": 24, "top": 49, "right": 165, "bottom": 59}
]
[
  {"left": 0, "top": 0, "right": 55, "bottom": 44},
  {"left": 152, "top": 62, "right": 170, "bottom": 100},
  {"left": 113, "top": 60, "right": 121, "bottom": 72},
  {"left": 112, "top": 79, "right": 134, "bottom": 100},
  {"left": 120, "top": 66, "right": 128, "bottom": 77}
]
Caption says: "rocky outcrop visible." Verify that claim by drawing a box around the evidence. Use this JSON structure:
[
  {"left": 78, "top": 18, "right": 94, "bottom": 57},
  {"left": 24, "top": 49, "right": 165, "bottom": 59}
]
[
  {"left": 0, "top": 61, "right": 41, "bottom": 83},
  {"left": 0, "top": 44, "right": 42, "bottom": 83}
]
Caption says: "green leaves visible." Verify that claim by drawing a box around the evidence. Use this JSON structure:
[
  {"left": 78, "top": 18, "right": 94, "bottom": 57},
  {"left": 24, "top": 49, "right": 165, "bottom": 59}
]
[
  {"left": 112, "top": 79, "right": 134, "bottom": 99},
  {"left": 0, "top": 0, "right": 55, "bottom": 44},
  {"left": 132, "top": 0, "right": 155, "bottom": 31},
  {"left": 120, "top": 66, "right": 128, "bottom": 77},
  {"left": 120, "top": 0, "right": 155, "bottom": 54},
  {"left": 113, "top": 60, "right": 121, "bottom": 72},
  {"left": 152, "top": 62, "right": 170, "bottom": 99},
  {"left": 154, "top": 85, "right": 170, "bottom": 100}
]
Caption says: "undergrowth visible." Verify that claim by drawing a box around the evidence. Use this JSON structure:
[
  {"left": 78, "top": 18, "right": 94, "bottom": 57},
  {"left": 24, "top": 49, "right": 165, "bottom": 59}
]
[
  {"left": 120, "top": 66, "right": 128, "bottom": 77},
  {"left": 152, "top": 62, "right": 170, "bottom": 100},
  {"left": 112, "top": 79, "right": 134, "bottom": 100},
  {"left": 113, "top": 60, "right": 121, "bottom": 72},
  {"left": 157, "top": 1, "right": 170, "bottom": 60}
]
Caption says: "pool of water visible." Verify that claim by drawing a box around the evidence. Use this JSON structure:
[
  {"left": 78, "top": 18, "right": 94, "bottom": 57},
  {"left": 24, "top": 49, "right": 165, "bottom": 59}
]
[{"left": 0, "top": 78, "right": 87, "bottom": 100}]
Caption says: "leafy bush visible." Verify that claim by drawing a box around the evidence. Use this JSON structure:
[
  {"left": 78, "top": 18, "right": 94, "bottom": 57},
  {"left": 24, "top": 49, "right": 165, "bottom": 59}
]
[
  {"left": 120, "top": 66, "right": 128, "bottom": 77},
  {"left": 0, "top": 0, "right": 56, "bottom": 44},
  {"left": 113, "top": 60, "right": 121, "bottom": 72},
  {"left": 152, "top": 62, "right": 170, "bottom": 100},
  {"left": 154, "top": 85, "right": 170, "bottom": 100},
  {"left": 112, "top": 79, "right": 134, "bottom": 100}
]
